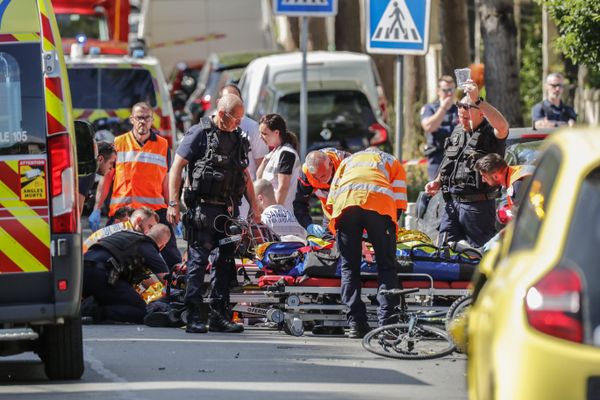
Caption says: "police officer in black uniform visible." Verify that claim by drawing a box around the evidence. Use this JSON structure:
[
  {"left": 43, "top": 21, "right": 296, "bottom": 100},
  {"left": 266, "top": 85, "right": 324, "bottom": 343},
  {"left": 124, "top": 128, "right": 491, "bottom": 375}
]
[
  {"left": 425, "top": 80, "right": 509, "bottom": 248},
  {"left": 420, "top": 75, "right": 459, "bottom": 180},
  {"left": 167, "top": 94, "right": 260, "bottom": 334},
  {"left": 82, "top": 224, "right": 171, "bottom": 323}
]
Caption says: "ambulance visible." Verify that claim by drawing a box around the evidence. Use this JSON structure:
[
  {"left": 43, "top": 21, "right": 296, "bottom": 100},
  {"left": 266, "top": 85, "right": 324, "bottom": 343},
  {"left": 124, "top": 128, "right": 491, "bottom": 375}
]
[{"left": 0, "top": 0, "right": 95, "bottom": 380}]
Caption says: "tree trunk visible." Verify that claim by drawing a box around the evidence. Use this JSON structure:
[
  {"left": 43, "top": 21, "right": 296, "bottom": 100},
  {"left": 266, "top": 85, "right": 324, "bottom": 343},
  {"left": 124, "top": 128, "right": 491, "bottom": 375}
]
[
  {"left": 334, "top": 0, "right": 362, "bottom": 51},
  {"left": 308, "top": 17, "right": 328, "bottom": 51},
  {"left": 480, "top": 0, "right": 524, "bottom": 126},
  {"left": 278, "top": 16, "right": 300, "bottom": 51},
  {"left": 439, "top": 0, "right": 470, "bottom": 75},
  {"left": 404, "top": 56, "right": 427, "bottom": 159}
]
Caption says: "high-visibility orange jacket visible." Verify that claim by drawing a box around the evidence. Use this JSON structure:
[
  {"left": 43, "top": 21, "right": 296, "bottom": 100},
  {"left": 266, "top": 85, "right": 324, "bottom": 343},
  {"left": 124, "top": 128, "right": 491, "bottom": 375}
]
[
  {"left": 326, "top": 149, "right": 407, "bottom": 233},
  {"left": 296, "top": 148, "right": 350, "bottom": 222},
  {"left": 506, "top": 164, "right": 535, "bottom": 209},
  {"left": 109, "top": 131, "right": 169, "bottom": 216}
]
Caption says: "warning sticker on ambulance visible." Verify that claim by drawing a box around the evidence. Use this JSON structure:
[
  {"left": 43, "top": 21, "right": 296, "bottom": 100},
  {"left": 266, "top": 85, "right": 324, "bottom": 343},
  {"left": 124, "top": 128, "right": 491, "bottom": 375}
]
[{"left": 19, "top": 160, "right": 47, "bottom": 200}]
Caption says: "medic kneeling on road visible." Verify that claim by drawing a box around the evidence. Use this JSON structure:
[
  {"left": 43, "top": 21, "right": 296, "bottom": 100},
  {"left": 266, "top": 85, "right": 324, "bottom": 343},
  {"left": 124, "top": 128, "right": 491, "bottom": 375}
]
[
  {"left": 81, "top": 224, "right": 171, "bottom": 324},
  {"left": 293, "top": 147, "right": 351, "bottom": 237}
]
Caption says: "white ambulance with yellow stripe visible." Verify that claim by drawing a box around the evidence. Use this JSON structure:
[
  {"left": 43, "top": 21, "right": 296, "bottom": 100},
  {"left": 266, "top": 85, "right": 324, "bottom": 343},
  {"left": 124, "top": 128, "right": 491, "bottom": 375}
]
[
  {"left": 65, "top": 44, "right": 177, "bottom": 149},
  {"left": 0, "top": 0, "right": 95, "bottom": 380}
]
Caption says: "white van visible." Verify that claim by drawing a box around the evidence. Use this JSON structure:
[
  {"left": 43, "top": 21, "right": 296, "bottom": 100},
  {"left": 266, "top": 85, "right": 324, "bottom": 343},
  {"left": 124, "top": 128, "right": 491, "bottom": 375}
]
[{"left": 238, "top": 51, "right": 389, "bottom": 121}]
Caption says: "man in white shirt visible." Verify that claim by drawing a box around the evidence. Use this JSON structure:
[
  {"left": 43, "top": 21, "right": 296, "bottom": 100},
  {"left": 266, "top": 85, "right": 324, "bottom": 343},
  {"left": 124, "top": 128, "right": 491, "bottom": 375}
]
[{"left": 254, "top": 179, "right": 307, "bottom": 240}]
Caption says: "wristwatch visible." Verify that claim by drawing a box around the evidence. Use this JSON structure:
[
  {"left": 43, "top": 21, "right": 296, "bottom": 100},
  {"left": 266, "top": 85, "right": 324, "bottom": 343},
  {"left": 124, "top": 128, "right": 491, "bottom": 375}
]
[
  {"left": 475, "top": 97, "right": 484, "bottom": 106},
  {"left": 168, "top": 200, "right": 178, "bottom": 207}
]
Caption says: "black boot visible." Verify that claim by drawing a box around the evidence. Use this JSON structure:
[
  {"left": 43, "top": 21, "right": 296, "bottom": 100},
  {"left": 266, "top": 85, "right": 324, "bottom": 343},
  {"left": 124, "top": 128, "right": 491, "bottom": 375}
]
[
  {"left": 208, "top": 303, "right": 244, "bottom": 333},
  {"left": 185, "top": 304, "right": 208, "bottom": 334}
]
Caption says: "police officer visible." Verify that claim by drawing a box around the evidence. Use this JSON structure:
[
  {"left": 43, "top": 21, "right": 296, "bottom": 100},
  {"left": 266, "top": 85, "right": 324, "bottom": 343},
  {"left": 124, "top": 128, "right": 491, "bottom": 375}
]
[
  {"left": 167, "top": 94, "right": 260, "bottom": 334},
  {"left": 420, "top": 76, "right": 459, "bottom": 180},
  {"left": 82, "top": 224, "right": 171, "bottom": 324},
  {"left": 425, "top": 80, "right": 509, "bottom": 248}
]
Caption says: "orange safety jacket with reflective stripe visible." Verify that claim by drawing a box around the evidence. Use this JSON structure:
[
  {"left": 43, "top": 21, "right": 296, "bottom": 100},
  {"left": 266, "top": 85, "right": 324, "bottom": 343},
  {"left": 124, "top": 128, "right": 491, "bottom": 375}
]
[
  {"left": 301, "top": 148, "right": 350, "bottom": 218},
  {"left": 506, "top": 164, "right": 534, "bottom": 209},
  {"left": 326, "top": 149, "right": 407, "bottom": 234},
  {"left": 109, "top": 131, "right": 169, "bottom": 216}
]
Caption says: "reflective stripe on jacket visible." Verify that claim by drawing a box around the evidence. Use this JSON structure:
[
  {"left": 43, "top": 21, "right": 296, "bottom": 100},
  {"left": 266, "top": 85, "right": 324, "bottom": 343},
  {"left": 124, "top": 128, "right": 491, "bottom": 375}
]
[
  {"left": 300, "top": 147, "right": 350, "bottom": 218},
  {"left": 326, "top": 149, "right": 407, "bottom": 233},
  {"left": 506, "top": 164, "right": 535, "bottom": 209},
  {"left": 109, "top": 131, "right": 169, "bottom": 216}
]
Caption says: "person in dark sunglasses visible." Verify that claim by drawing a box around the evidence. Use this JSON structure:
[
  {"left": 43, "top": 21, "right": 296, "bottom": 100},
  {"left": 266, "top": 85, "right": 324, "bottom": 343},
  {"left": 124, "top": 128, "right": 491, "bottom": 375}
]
[
  {"left": 532, "top": 72, "right": 577, "bottom": 129},
  {"left": 424, "top": 79, "right": 509, "bottom": 248},
  {"left": 420, "top": 75, "right": 459, "bottom": 180}
]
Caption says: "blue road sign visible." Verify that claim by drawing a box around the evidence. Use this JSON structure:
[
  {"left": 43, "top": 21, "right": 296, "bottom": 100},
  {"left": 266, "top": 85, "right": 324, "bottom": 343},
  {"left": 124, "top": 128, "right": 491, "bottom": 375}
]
[
  {"left": 366, "top": 0, "right": 432, "bottom": 55},
  {"left": 273, "top": 0, "right": 338, "bottom": 17}
]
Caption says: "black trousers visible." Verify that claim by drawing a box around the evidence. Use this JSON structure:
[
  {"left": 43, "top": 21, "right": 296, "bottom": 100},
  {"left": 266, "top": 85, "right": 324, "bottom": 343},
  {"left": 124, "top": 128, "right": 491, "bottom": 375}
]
[
  {"left": 336, "top": 207, "right": 399, "bottom": 326},
  {"left": 184, "top": 204, "right": 236, "bottom": 313},
  {"left": 82, "top": 263, "right": 146, "bottom": 323}
]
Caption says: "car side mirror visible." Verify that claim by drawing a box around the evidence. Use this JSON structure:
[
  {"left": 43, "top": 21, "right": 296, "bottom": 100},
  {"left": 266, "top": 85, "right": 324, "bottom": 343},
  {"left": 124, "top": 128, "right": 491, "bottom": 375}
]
[{"left": 74, "top": 120, "right": 97, "bottom": 176}]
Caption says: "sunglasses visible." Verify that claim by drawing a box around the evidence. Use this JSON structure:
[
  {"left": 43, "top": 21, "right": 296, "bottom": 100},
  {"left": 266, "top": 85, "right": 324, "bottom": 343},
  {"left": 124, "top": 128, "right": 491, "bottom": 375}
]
[
  {"left": 224, "top": 111, "right": 241, "bottom": 125},
  {"left": 440, "top": 88, "right": 455, "bottom": 94},
  {"left": 455, "top": 102, "right": 479, "bottom": 110},
  {"left": 548, "top": 83, "right": 564, "bottom": 89}
]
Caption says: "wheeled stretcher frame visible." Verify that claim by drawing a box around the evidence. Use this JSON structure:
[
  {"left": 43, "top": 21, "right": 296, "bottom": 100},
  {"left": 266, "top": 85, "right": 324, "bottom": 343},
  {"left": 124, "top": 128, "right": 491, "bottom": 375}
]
[{"left": 229, "top": 271, "right": 471, "bottom": 336}]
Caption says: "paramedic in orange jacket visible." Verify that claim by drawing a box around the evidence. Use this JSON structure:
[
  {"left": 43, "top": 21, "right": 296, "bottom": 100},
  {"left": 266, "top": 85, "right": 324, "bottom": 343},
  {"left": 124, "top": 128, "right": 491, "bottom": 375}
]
[
  {"left": 94, "top": 102, "right": 181, "bottom": 269},
  {"left": 474, "top": 153, "right": 534, "bottom": 213},
  {"left": 325, "top": 148, "right": 408, "bottom": 338},
  {"left": 293, "top": 148, "right": 351, "bottom": 237}
]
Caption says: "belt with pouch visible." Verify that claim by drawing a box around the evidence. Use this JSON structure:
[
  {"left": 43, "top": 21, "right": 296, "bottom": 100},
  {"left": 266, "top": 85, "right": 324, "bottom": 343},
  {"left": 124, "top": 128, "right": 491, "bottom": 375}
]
[{"left": 450, "top": 192, "right": 500, "bottom": 203}]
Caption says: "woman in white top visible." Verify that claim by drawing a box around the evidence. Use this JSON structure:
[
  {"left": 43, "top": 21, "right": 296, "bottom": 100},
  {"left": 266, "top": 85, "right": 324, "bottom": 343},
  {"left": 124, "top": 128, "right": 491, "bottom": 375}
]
[{"left": 256, "top": 113, "right": 300, "bottom": 213}]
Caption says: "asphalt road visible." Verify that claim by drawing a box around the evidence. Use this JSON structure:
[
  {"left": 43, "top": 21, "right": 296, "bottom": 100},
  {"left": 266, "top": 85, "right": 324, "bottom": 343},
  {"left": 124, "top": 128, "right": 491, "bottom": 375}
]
[{"left": 0, "top": 325, "right": 467, "bottom": 400}]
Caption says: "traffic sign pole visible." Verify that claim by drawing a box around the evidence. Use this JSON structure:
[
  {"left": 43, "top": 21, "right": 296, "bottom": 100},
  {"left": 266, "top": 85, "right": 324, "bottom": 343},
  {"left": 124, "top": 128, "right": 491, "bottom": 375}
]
[
  {"left": 300, "top": 16, "right": 308, "bottom": 160},
  {"left": 395, "top": 55, "right": 403, "bottom": 161},
  {"left": 273, "top": 0, "right": 338, "bottom": 160},
  {"left": 366, "top": 0, "right": 432, "bottom": 161}
]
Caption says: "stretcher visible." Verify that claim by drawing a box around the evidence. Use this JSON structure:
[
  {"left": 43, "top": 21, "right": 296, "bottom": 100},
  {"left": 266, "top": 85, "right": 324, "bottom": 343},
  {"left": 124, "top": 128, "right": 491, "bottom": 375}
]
[
  {"left": 210, "top": 229, "right": 479, "bottom": 336},
  {"left": 230, "top": 270, "right": 473, "bottom": 336}
]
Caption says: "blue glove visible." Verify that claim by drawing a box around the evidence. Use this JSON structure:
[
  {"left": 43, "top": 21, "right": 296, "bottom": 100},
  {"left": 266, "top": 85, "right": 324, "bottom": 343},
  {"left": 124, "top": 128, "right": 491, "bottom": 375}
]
[
  {"left": 175, "top": 221, "right": 183, "bottom": 239},
  {"left": 89, "top": 209, "right": 101, "bottom": 232},
  {"left": 307, "top": 224, "right": 325, "bottom": 238}
]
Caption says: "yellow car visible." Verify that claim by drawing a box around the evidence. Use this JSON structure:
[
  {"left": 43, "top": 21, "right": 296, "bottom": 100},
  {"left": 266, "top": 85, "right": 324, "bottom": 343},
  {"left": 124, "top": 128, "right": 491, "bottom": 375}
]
[{"left": 467, "top": 128, "right": 600, "bottom": 400}]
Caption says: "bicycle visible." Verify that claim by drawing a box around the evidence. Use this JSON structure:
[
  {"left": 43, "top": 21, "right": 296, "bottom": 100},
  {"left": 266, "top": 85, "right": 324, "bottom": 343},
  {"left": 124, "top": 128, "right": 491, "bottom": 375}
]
[{"left": 362, "top": 288, "right": 455, "bottom": 360}]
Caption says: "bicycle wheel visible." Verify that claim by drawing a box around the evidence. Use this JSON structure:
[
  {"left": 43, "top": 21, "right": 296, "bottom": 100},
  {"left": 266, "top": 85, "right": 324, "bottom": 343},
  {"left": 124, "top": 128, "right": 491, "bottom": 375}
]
[
  {"left": 445, "top": 295, "right": 472, "bottom": 332},
  {"left": 362, "top": 323, "right": 455, "bottom": 360}
]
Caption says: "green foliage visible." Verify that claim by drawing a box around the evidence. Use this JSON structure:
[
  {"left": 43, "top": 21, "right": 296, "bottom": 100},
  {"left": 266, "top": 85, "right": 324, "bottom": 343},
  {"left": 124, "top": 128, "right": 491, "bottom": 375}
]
[
  {"left": 539, "top": 0, "right": 600, "bottom": 74},
  {"left": 520, "top": 2, "right": 544, "bottom": 124},
  {"left": 405, "top": 163, "right": 428, "bottom": 203}
]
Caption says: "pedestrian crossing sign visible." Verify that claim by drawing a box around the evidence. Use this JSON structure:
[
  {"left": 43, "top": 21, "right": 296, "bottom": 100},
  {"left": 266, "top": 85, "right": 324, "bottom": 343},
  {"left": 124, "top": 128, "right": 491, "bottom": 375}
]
[
  {"left": 366, "top": 0, "right": 432, "bottom": 55},
  {"left": 273, "top": 0, "right": 337, "bottom": 17}
]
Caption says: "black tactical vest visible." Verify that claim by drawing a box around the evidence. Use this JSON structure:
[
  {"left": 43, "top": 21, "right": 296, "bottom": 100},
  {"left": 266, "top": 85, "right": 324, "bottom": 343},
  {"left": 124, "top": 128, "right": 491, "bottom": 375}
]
[
  {"left": 189, "top": 117, "right": 249, "bottom": 205},
  {"left": 439, "top": 120, "right": 505, "bottom": 195},
  {"left": 90, "top": 230, "right": 158, "bottom": 283}
]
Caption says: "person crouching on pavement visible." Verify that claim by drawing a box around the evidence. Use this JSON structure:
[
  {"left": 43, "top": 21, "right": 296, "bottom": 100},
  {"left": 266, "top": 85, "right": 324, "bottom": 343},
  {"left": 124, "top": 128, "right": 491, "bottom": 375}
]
[
  {"left": 325, "top": 148, "right": 407, "bottom": 339},
  {"left": 167, "top": 93, "right": 261, "bottom": 334},
  {"left": 82, "top": 224, "right": 171, "bottom": 324}
]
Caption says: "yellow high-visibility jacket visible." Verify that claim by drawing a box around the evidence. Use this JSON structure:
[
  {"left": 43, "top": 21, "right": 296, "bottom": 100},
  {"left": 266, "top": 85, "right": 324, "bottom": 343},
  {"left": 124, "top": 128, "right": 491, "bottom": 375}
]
[{"left": 326, "top": 149, "right": 407, "bottom": 233}]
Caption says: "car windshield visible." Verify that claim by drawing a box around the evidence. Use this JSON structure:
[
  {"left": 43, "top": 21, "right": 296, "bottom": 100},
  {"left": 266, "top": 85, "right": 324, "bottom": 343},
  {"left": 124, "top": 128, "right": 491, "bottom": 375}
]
[
  {"left": 68, "top": 68, "right": 157, "bottom": 109},
  {"left": 0, "top": 43, "right": 46, "bottom": 154},
  {"left": 278, "top": 90, "right": 376, "bottom": 149},
  {"left": 56, "top": 13, "right": 109, "bottom": 40},
  {"left": 505, "top": 141, "right": 543, "bottom": 166}
]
